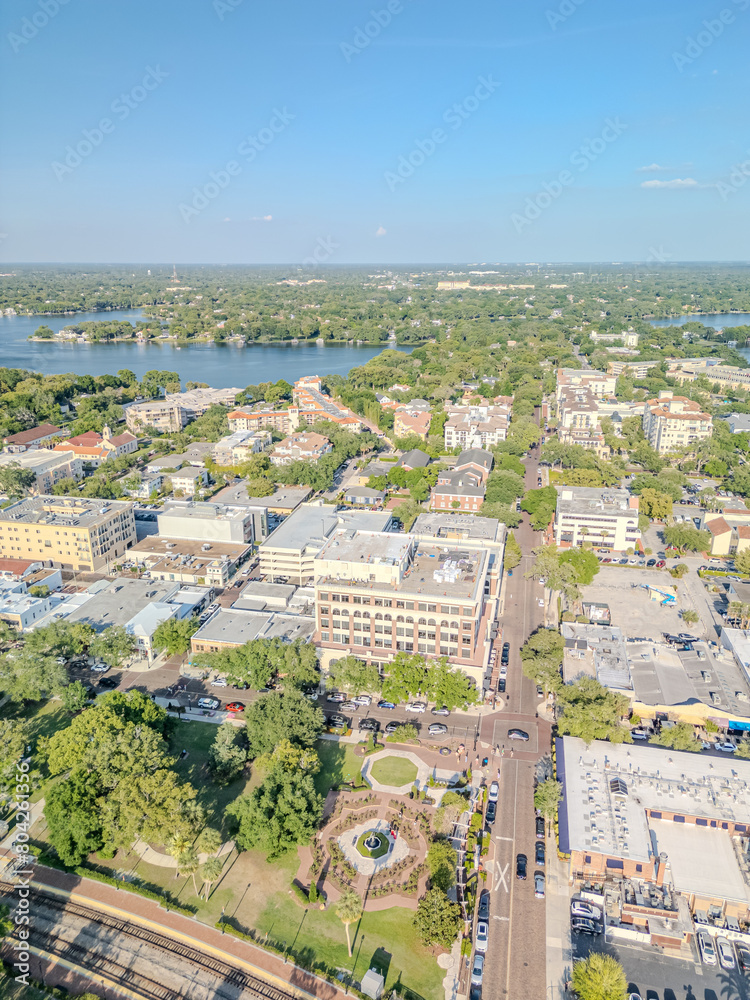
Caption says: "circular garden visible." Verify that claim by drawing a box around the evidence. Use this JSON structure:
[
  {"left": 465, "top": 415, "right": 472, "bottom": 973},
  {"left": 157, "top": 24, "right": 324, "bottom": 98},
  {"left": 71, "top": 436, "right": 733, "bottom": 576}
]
[{"left": 356, "top": 830, "right": 391, "bottom": 859}]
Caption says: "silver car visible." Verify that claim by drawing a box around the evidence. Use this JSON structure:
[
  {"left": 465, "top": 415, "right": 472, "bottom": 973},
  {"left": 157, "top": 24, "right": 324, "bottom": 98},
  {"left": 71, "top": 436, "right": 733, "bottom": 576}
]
[
  {"left": 475, "top": 920, "right": 489, "bottom": 953},
  {"left": 470, "top": 953, "right": 484, "bottom": 986}
]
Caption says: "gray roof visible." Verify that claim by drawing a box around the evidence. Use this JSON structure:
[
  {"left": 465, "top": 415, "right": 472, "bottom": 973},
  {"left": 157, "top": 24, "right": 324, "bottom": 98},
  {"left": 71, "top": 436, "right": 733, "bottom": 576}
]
[
  {"left": 212, "top": 482, "right": 312, "bottom": 510},
  {"left": 456, "top": 448, "right": 494, "bottom": 471},
  {"left": 345, "top": 488, "right": 385, "bottom": 501},
  {"left": 65, "top": 577, "right": 179, "bottom": 631},
  {"left": 192, "top": 607, "right": 315, "bottom": 645},
  {"left": 398, "top": 449, "right": 430, "bottom": 469},
  {"left": 411, "top": 512, "right": 505, "bottom": 544},
  {"left": 261, "top": 502, "right": 393, "bottom": 553}
]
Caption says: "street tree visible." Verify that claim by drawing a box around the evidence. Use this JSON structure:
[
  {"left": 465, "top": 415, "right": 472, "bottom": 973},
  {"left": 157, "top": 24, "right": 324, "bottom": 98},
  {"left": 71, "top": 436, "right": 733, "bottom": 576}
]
[
  {"left": 426, "top": 839, "right": 458, "bottom": 892},
  {"left": 571, "top": 953, "right": 627, "bottom": 1000},
  {"left": 520, "top": 628, "right": 564, "bottom": 695},
  {"left": 556, "top": 677, "right": 632, "bottom": 744},
  {"left": 329, "top": 655, "right": 381, "bottom": 695},
  {"left": 152, "top": 616, "right": 200, "bottom": 656},
  {"left": 243, "top": 689, "right": 324, "bottom": 759},
  {"left": 425, "top": 657, "right": 479, "bottom": 711},
  {"left": 413, "top": 888, "right": 462, "bottom": 949},
  {"left": 503, "top": 531, "right": 522, "bottom": 570},
  {"left": 559, "top": 548, "right": 600, "bottom": 585},
  {"left": 534, "top": 778, "right": 562, "bottom": 833},
  {"left": 651, "top": 722, "right": 702, "bottom": 753},
  {"left": 381, "top": 652, "right": 427, "bottom": 704},
  {"left": 0, "top": 649, "right": 67, "bottom": 703},
  {"left": 90, "top": 625, "right": 136, "bottom": 667},
  {"left": 336, "top": 889, "right": 363, "bottom": 957},
  {"left": 60, "top": 680, "right": 92, "bottom": 715},
  {"left": 200, "top": 856, "right": 224, "bottom": 900}
]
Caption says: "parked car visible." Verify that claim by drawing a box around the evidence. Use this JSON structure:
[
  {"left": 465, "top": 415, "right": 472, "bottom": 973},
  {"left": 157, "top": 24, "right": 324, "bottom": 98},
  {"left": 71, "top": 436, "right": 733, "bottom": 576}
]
[
  {"left": 428, "top": 723, "right": 448, "bottom": 736},
  {"left": 534, "top": 872, "right": 545, "bottom": 898},
  {"left": 327, "top": 714, "right": 349, "bottom": 729},
  {"left": 655, "top": 560, "right": 666, "bottom": 568},
  {"left": 488, "top": 781, "right": 499, "bottom": 802},
  {"left": 378, "top": 700, "right": 396, "bottom": 710},
  {"left": 697, "top": 929, "right": 717, "bottom": 966},
  {"left": 646, "top": 558, "right": 656, "bottom": 567},
  {"left": 535, "top": 841, "right": 545, "bottom": 866},
  {"left": 501, "top": 642, "right": 510, "bottom": 665},
  {"left": 736, "top": 943, "right": 750, "bottom": 974},
  {"left": 358, "top": 718, "right": 380, "bottom": 732},
  {"left": 478, "top": 889, "right": 490, "bottom": 920},
  {"left": 570, "top": 899, "right": 602, "bottom": 920},
  {"left": 225, "top": 702, "right": 246, "bottom": 712},
  {"left": 535, "top": 816, "right": 545, "bottom": 838},
  {"left": 497, "top": 678, "right": 506, "bottom": 693},
  {"left": 210, "top": 677, "right": 228, "bottom": 687},
  {"left": 508, "top": 728, "right": 529, "bottom": 741},
  {"left": 470, "top": 954, "right": 484, "bottom": 987},
  {"left": 717, "top": 742, "right": 737, "bottom": 753},
  {"left": 717, "top": 936, "right": 736, "bottom": 970},
  {"left": 431, "top": 706, "right": 450, "bottom": 716},
  {"left": 197, "top": 697, "right": 219, "bottom": 710},
  {"left": 516, "top": 854, "right": 527, "bottom": 880},
  {"left": 354, "top": 694, "right": 372, "bottom": 706},
  {"left": 405, "top": 702, "right": 426, "bottom": 713},
  {"left": 326, "top": 692, "right": 346, "bottom": 703},
  {"left": 571, "top": 918, "right": 601, "bottom": 936},
  {"left": 485, "top": 801, "right": 496, "bottom": 824},
  {"left": 631, "top": 729, "right": 649, "bottom": 741},
  {"left": 475, "top": 920, "right": 489, "bottom": 953},
  {"left": 341, "top": 701, "right": 359, "bottom": 712},
  {"left": 90, "top": 662, "right": 109, "bottom": 673},
  {"left": 384, "top": 721, "right": 400, "bottom": 734},
  {"left": 98, "top": 677, "right": 118, "bottom": 689}
]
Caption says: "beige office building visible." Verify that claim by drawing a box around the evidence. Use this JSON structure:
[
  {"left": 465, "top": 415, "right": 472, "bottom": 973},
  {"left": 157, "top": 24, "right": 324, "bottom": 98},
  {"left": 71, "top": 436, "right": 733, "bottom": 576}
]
[
  {"left": 0, "top": 496, "right": 136, "bottom": 572},
  {"left": 642, "top": 391, "right": 712, "bottom": 454}
]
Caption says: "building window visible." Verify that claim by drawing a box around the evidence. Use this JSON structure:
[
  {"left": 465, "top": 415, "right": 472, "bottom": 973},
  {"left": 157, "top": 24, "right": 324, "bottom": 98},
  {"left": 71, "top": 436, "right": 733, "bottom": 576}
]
[
  {"left": 320, "top": 632, "right": 329, "bottom": 641},
  {"left": 461, "top": 649, "right": 471, "bottom": 658}
]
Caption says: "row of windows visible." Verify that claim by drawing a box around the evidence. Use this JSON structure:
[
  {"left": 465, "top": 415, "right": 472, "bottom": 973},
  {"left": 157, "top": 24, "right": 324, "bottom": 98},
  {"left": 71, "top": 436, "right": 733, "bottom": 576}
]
[{"left": 321, "top": 593, "right": 466, "bottom": 615}]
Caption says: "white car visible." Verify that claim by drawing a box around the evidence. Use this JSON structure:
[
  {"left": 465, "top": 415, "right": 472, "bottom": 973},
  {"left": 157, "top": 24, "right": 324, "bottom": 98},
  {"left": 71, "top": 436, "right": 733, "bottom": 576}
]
[
  {"left": 475, "top": 920, "right": 489, "bottom": 953},
  {"left": 90, "top": 662, "right": 109, "bottom": 673},
  {"left": 353, "top": 694, "right": 372, "bottom": 706},
  {"left": 197, "top": 697, "right": 220, "bottom": 710},
  {"left": 697, "top": 929, "right": 717, "bottom": 966},
  {"left": 570, "top": 899, "right": 602, "bottom": 921},
  {"left": 210, "top": 677, "right": 228, "bottom": 687},
  {"left": 717, "top": 936, "right": 736, "bottom": 970},
  {"left": 405, "top": 702, "right": 426, "bottom": 713},
  {"left": 488, "top": 781, "right": 499, "bottom": 803},
  {"left": 717, "top": 742, "right": 737, "bottom": 753}
]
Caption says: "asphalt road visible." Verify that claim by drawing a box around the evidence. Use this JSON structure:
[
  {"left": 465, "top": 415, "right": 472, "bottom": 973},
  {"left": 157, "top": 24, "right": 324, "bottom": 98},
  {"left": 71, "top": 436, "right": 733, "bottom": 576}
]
[{"left": 479, "top": 436, "right": 552, "bottom": 1000}]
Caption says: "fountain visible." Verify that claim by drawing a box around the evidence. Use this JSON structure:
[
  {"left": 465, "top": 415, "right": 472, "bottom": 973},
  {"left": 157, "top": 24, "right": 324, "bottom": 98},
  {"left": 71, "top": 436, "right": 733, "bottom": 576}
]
[{"left": 364, "top": 832, "right": 382, "bottom": 851}]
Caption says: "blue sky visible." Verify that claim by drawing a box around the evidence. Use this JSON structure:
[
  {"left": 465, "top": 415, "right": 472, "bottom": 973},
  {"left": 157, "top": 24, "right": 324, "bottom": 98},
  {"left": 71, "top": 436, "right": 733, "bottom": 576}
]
[{"left": 1, "top": 0, "right": 749, "bottom": 263}]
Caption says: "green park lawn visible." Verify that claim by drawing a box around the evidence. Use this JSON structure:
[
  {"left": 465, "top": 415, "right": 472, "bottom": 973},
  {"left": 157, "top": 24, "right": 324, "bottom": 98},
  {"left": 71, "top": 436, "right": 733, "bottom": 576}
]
[
  {"left": 313, "top": 739, "right": 363, "bottom": 797},
  {"left": 370, "top": 755, "right": 418, "bottom": 788}
]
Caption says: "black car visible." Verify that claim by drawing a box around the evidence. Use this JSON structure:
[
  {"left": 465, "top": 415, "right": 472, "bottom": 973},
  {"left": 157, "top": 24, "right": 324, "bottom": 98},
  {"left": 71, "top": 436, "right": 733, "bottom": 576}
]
[
  {"left": 358, "top": 718, "right": 380, "bottom": 732},
  {"left": 501, "top": 642, "right": 510, "bottom": 665},
  {"left": 477, "top": 889, "right": 490, "bottom": 920},
  {"left": 99, "top": 676, "right": 119, "bottom": 689},
  {"left": 646, "top": 558, "right": 656, "bottom": 567},
  {"left": 571, "top": 917, "right": 602, "bottom": 936},
  {"left": 535, "top": 841, "right": 545, "bottom": 866},
  {"left": 737, "top": 943, "right": 750, "bottom": 974},
  {"left": 497, "top": 677, "right": 506, "bottom": 693},
  {"left": 516, "top": 853, "right": 527, "bottom": 880},
  {"left": 535, "top": 816, "right": 545, "bottom": 838},
  {"left": 485, "top": 801, "right": 496, "bottom": 824},
  {"left": 327, "top": 714, "right": 349, "bottom": 729}
]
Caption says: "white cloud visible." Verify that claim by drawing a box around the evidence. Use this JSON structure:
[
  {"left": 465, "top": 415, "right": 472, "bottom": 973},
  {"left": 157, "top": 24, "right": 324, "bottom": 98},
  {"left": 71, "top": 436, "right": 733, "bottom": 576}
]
[
  {"left": 250, "top": 215, "right": 273, "bottom": 222},
  {"left": 375, "top": 225, "right": 387, "bottom": 237},
  {"left": 640, "top": 177, "right": 702, "bottom": 189},
  {"left": 636, "top": 163, "right": 671, "bottom": 172},
  {"left": 223, "top": 217, "right": 231, "bottom": 222}
]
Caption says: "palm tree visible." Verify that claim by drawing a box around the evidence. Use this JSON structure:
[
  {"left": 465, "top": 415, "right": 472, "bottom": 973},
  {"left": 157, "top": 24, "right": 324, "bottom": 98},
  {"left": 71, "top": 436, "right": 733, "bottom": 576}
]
[
  {"left": 167, "top": 833, "right": 192, "bottom": 879},
  {"left": 335, "top": 888, "right": 362, "bottom": 957},
  {"left": 176, "top": 848, "right": 201, "bottom": 896},
  {"left": 196, "top": 826, "right": 223, "bottom": 856},
  {"left": 200, "top": 857, "right": 224, "bottom": 900}
]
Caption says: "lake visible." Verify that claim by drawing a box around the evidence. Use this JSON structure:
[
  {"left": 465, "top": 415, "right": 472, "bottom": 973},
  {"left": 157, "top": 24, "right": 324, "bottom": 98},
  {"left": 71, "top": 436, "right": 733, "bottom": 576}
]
[
  {"left": 0, "top": 309, "right": 410, "bottom": 387},
  {"left": 651, "top": 313, "right": 750, "bottom": 330}
]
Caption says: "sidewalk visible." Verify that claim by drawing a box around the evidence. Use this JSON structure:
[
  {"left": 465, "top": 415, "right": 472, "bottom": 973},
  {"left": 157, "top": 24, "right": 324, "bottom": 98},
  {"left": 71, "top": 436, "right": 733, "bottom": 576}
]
[
  {"left": 545, "top": 838, "right": 573, "bottom": 999},
  {"left": 21, "top": 864, "right": 347, "bottom": 1000}
]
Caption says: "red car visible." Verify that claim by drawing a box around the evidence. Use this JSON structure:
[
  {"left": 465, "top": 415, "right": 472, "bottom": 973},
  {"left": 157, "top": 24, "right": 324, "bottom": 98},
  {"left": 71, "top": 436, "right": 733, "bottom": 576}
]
[
  {"left": 655, "top": 560, "right": 666, "bottom": 569},
  {"left": 225, "top": 702, "right": 246, "bottom": 713}
]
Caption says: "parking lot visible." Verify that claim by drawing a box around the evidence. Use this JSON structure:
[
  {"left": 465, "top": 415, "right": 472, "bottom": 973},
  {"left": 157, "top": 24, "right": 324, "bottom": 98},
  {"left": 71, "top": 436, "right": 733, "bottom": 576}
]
[{"left": 581, "top": 565, "right": 687, "bottom": 640}]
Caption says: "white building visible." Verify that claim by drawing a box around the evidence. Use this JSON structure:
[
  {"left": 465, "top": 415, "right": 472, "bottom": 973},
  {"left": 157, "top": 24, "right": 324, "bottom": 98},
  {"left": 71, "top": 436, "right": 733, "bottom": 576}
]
[
  {"left": 642, "top": 391, "right": 713, "bottom": 455},
  {"left": 550, "top": 486, "right": 641, "bottom": 552}
]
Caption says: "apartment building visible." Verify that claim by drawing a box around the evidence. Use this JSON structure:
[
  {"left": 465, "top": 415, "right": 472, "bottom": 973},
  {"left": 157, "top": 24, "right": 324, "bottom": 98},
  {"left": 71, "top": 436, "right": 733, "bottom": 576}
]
[
  {"left": 169, "top": 466, "right": 209, "bottom": 496},
  {"left": 555, "top": 368, "right": 618, "bottom": 402},
  {"left": 313, "top": 529, "right": 499, "bottom": 685},
  {"left": 557, "top": 386, "right": 600, "bottom": 431},
  {"left": 548, "top": 486, "right": 640, "bottom": 552},
  {"left": 557, "top": 426, "right": 610, "bottom": 458},
  {"left": 430, "top": 449, "right": 493, "bottom": 513},
  {"left": 3, "top": 424, "right": 63, "bottom": 453},
  {"left": 292, "top": 376, "right": 363, "bottom": 431},
  {"left": 212, "top": 430, "right": 271, "bottom": 466},
  {"left": 642, "top": 391, "right": 712, "bottom": 455},
  {"left": 156, "top": 501, "right": 258, "bottom": 546},
  {"left": 443, "top": 403, "right": 509, "bottom": 450},
  {"left": 393, "top": 408, "right": 431, "bottom": 441},
  {"left": 0, "top": 496, "right": 136, "bottom": 572},
  {"left": 667, "top": 359, "right": 750, "bottom": 391},
  {"left": 590, "top": 330, "right": 639, "bottom": 347},
  {"left": 606, "top": 359, "right": 659, "bottom": 378},
  {"left": 227, "top": 407, "right": 299, "bottom": 435},
  {"left": 259, "top": 503, "right": 394, "bottom": 584},
  {"left": 270, "top": 432, "right": 332, "bottom": 466},
  {"left": 126, "top": 387, "right": 241, "bottom": 433},
  {"left": 0, "top": 450, "right": 83, "bottom": 493}
]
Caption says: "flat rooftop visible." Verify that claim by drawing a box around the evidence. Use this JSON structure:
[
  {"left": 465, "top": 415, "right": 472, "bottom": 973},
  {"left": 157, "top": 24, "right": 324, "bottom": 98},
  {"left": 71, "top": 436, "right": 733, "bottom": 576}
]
[
  {"left": 262, "top": 504, "right": 392, "bottom": 553},
  {"left": 159, "top": 501, "right": 249, "bottom": 522},
  {"left": 65, "top": 577, "right": 179, "bottom": 631},
  {"left": 562, "top": 623, "right": 631, "bottom": 690},
  {"left": 212, "top": 483, "right": 312, "bottom": 510},
  {"left": 555, "top": 486, "right": 637, "bottom": 518},
  {"left": 411, "top": 512, "right": 506, "bottom": 545},
  {"left": 557, "top": 736, "right": 750, "bottom": 864},
  {"left": 130, "top": 537, "right": 249, "bottom": 560},
  {"left": 650, "top": 819, "right": 750, "bottom": 905},
  {"left": 192, "top": 607, "right": 315, "bottom": 645},
  {"left": 0, "top": 496, "right": 133, "bottom": 529}
]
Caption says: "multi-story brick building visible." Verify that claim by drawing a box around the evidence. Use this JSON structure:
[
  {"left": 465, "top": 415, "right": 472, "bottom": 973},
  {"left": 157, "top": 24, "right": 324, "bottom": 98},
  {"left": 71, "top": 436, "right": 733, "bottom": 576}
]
[
  {"left": 430, "top": 448, "right": 493, "bottom": 513},
  {"left": 313, "top": 529, "right": 500, "bottom": 685},
  {"left": 642, "top": 391, "right": 712, "bottom": 454},
  {"left": 0, "top": 450, "right": 83, "bottom": 493},
  {"left": 0, "top": 496, "right": 136, "bottom": 572}
]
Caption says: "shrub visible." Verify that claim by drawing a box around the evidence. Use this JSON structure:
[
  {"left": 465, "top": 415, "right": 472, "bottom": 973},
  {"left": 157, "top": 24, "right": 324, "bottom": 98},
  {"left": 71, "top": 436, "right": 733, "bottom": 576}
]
[
  {"left": 290, "top": 880, "right": 310, "bottom": 905},
  {"left": 561, "top": 611, "right": 575, "bottom": 622}
]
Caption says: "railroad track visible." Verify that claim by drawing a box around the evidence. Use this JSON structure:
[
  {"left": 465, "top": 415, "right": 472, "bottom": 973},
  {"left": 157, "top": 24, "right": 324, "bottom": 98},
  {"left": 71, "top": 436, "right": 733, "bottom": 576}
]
[{"left": 0, "top": 880, "right": 306, "bottom": 1000}]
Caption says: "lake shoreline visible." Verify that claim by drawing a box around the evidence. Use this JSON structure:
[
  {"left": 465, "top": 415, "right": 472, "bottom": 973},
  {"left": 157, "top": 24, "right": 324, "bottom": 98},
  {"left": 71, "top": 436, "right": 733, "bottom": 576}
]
[{"left": 26, "top": 335, "right": 406, "bottom": 348}]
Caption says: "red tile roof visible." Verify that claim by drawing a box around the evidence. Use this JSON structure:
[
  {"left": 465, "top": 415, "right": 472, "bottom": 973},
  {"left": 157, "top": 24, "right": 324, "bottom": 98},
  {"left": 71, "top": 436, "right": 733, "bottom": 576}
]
[{"left": 3, "top": 424, "right": 62, "bottom": 445}]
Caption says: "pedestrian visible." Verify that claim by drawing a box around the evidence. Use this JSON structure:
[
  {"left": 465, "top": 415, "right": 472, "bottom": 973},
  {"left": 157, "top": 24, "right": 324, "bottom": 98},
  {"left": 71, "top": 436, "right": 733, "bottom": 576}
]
[
  {"left": 497, "top": 768, "right": 500, "bottom": 779},
  {"left": 510, "top": 748, "right": 514, "bottom": 758}
]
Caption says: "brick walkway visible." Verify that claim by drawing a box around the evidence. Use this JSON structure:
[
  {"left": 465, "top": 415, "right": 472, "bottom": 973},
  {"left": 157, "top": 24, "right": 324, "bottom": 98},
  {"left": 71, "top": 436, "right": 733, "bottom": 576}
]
[{"left": 24, "top": 863, "right": 348, "bottom": 1000}]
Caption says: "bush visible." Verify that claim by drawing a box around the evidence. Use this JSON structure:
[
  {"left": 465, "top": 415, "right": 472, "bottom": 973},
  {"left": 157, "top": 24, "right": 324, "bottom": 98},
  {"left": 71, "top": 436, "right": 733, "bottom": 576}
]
[
  {"left": 290, "top": 880, "right": 310, "bottom": 906},
  {"left": 561, "top": 611, "right": 575, "bottom": 622}
]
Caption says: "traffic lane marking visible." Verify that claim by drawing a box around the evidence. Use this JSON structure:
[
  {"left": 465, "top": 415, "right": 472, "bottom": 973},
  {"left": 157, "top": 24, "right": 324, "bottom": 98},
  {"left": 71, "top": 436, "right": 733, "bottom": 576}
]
[{"left": 494, "top": 862, "right": 510, "bottom": 894}]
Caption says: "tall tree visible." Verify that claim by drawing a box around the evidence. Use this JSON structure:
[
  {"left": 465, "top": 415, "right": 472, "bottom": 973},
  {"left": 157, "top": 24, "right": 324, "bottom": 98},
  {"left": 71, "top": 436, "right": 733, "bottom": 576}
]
[
  {"left": 534, "top": 779, "right": 562, "bottom": 833},
  {"left": 426, "top": 839, "right": 458, "bottom": 892},
  {"left": 571, "top": 953, "right": 627, "bottom": 1000},
  {"left": 44, "top": 770, "right": 104, "bottom": 866},
  {"left": 208, "top": 721, "right": 247, "bottom": 784},
  {"left": 228, "top": 768, "right": 323, "bottom": 858},
  {"left": 243, "top": 690, "right": 324, "bottom": 759},
  {"left": 413, "top": 888, "right": 462, "bottom": 949},
  {"left": 200, "top": 856, "right": 224, "bottom": 900},
  {"left": 0, "top": 650, "right": 67, "bottom": 703},
  {"left": 152, "top": 616, "right": 199, "bottom": 656},
  {"left": 556, "top": 677, "right": 632, "bottom": 745}
]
